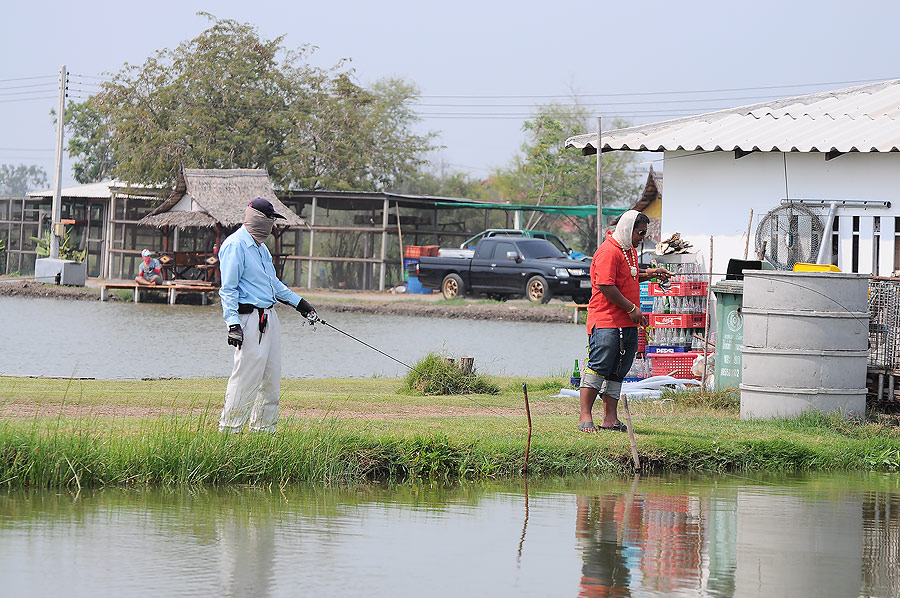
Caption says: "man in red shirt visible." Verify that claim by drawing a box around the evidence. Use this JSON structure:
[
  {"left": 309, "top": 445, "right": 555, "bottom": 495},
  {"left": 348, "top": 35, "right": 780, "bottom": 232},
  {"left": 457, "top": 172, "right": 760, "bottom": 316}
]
[{"left": 579, "top": 211, "right": 670, "bottom": 433}]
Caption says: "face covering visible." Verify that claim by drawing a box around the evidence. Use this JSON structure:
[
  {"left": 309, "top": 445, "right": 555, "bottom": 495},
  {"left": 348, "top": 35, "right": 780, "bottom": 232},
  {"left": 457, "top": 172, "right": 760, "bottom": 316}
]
[
  {"left": 612, "top": 209, "right": 641, "bottom": 250},
  {"left": 244, "top": 206, "right": 275, "bottom": 245}
]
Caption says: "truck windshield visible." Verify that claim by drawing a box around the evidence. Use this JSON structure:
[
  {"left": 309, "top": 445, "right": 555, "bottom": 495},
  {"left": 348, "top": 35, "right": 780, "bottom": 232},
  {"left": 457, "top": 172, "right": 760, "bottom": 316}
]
[{"left": 519, "top": 240, "right": 565, "bottom": 259}]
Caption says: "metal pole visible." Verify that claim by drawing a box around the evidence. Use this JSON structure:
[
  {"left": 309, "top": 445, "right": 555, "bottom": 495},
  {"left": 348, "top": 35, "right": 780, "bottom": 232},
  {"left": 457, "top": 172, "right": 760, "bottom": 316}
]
[
  {"left": 596, "top": 117, "right": 603, "bottom": 249},
  {"left": 702, "top": 236, "right": 714, "bottom": 393},
  {"left": 50, "top": 65, "right": 67, "bottom": 259},
  {"left": 379, "top": 197, "right": 388, "bottom": 291},
  {"left": 743, "top": 209, "right": 753, "bottom": 260},
  {"left": 306, "top": 197, "right": 317, "bottom": 288},
  {"left": 816, "top": 201, "right": 838, "bottom": 264},
  {"left": 396, "top": 202, "right": 405, "bottom": 286}
]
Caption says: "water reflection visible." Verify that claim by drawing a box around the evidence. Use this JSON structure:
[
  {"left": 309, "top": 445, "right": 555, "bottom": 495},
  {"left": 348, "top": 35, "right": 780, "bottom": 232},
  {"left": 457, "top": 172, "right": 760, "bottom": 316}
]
[
  {"left": 0, "top": 474, "right": 898, "bottom": 597},
  {"left": 571, "top": 474, "right": 900, "bottom": 598}
]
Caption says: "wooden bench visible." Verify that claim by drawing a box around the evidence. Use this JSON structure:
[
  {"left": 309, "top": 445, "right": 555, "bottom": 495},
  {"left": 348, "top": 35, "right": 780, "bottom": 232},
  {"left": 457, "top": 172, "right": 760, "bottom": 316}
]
[
  {"left": 563, "top": 302, "right": 589, "bottom": 324},
  {"left": 100, "top": 281, "right": 219, "bottom": 305},
  {"left": 159, "top": 251, "right": 218, "bottom": 282}
]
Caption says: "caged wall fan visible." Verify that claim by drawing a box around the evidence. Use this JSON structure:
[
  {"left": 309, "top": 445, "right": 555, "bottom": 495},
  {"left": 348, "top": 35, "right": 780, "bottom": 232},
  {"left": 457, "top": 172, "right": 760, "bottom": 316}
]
[{"left": 754, "top": 203, "right": 825, "bottom": 270}]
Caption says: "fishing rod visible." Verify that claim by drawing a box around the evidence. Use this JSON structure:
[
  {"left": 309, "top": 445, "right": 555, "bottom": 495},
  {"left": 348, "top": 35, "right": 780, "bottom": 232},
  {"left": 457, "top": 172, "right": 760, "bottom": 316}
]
[{"left": 302, "top": 312, "right": 518, "bottom": 422}]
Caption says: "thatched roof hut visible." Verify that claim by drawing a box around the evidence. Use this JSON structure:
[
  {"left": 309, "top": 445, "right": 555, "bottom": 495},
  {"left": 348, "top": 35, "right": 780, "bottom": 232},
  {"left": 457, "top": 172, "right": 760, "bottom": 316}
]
[{"left": 138, "top": 167, "right": 305, "bottom": 229}]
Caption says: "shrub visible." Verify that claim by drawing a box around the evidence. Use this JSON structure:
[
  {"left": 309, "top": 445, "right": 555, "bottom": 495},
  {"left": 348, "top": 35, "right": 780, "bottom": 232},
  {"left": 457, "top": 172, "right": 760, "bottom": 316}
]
[{"left": 403, "top": 352, "right": 500, "bottom": 395}]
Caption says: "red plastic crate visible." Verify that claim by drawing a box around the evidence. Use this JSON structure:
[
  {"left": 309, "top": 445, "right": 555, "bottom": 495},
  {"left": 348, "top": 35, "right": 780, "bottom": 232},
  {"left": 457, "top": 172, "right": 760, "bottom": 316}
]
[
  {"left": 650, "top": 313, "right": 706, "bottom": 328},
  {"left": 638, "top": 322, "right": 648, "bottom": 353},
  {"left": 648, "top": 281, "right": 709, "bottom": 296},
  {"left": 422, "top": 245, "right": 440, "bottom": 257},
  {"left": 404, "top": 245, "right": 422, "bottom": 258},
  {"left": 650, "top": 351, "right": 702, "bottom": 379}
]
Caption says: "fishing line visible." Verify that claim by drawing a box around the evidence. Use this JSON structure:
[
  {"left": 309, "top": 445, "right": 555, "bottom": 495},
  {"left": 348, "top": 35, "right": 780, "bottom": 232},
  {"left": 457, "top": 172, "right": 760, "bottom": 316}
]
[
  {"left": 304, "top": 313, "right": 517, "bottom": 422},
  {"left": 673, "top": 271, "right": 871, "bottom": 332}
]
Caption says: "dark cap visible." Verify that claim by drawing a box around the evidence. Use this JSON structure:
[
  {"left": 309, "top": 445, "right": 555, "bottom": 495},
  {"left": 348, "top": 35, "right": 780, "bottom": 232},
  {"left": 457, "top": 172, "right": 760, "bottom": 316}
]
[{"left": 248, "top": 197, "right": 286, "bottom": 219}]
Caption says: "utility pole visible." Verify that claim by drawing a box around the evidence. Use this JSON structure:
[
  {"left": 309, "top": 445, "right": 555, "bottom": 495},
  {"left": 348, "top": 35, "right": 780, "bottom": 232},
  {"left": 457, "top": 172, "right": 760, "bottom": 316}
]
[
  {"left": 50, "top": 64, "right": 67, "bottom": 259},
  {"left": 595, "top": 116, "right": 603, "bottom": 249}
]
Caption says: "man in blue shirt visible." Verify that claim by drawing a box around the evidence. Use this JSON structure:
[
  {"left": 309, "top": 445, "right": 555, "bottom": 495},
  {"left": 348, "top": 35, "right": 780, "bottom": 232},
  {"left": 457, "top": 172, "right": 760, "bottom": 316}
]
[{"left": 218, "top": 197, "right": 316, "bottom": 433}]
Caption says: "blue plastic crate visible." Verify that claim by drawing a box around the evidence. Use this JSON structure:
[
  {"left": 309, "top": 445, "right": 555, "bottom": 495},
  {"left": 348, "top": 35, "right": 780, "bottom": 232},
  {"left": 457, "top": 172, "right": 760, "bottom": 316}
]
[
  {"left": 646, "top": 345, "right": 689, "bottom": 354},
  {"left": 407, "top": 275, "right": 430, "bottom": 294}
]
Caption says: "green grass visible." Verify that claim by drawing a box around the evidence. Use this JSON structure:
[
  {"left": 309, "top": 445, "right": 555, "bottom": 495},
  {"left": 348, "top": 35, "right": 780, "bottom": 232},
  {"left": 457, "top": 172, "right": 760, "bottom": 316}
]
[
  {"left": 0, "top": 376, "right": 898, "bottom": 489},
  {"left": 402, "top": 352, "right": 500, "bottom": 395}
]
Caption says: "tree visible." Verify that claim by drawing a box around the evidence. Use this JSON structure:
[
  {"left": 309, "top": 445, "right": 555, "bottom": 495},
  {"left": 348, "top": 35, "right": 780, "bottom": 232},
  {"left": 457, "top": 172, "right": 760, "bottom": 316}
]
[
  {"left": 488, "top": 103, "right": 642, "bottom": 253},
  {"left": 0, "top": 164, "right": 48, "bottom": 195},
  {"left": 68, "top": 14, "right": 434, "bottom": 190},
  {"left": 61, "top": 99, "right": 116, "bottom": 183}
]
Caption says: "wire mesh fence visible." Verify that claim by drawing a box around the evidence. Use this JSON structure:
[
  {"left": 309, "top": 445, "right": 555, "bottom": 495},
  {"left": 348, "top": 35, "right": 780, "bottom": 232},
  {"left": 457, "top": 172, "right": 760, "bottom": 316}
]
[{"left": 868, "top": 278, "right": 900, "bottom": 373}]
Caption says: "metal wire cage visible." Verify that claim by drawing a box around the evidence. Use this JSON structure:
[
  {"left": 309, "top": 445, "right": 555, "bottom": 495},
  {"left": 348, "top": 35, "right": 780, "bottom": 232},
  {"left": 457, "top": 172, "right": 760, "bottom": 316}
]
[
  {"left": 868, "top": 278, "right": 900, "bottom": 373},
  {"left": 755, "top": 203, "right": 825, "bottom": 269}
]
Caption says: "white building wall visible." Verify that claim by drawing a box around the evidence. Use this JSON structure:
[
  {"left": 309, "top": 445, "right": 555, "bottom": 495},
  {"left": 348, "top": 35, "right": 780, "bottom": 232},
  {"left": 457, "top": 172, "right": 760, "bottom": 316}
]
[{"left": 662, "top": 150, "right": 900, "bottom": 277}]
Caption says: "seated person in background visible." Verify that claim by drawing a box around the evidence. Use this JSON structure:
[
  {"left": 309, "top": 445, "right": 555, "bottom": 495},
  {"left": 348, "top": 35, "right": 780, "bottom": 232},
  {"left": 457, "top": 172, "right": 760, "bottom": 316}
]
[{"left": 135, "top": 249, "right": 163, "bottom": 285}]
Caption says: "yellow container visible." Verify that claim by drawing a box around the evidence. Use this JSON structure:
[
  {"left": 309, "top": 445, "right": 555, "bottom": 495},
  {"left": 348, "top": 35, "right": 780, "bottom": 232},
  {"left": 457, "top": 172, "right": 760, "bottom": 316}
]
[{"left": 792, "top": 263, "right": 841, "bottom": 272}]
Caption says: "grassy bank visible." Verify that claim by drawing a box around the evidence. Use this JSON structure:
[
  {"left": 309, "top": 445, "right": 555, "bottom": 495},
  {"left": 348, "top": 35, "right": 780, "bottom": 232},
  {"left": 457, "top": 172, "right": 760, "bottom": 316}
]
[{"left": 1, "top": 376, "right": 898, "bottom": 489}]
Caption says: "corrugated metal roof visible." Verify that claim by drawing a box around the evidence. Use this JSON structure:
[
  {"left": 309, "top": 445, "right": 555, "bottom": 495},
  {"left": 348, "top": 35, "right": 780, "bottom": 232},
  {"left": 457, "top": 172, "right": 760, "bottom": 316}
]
[
  {"left": 566, "top": 79, "right": 900, "bottom": 155},
  {"left": 26, "top": 180, "right": 124, "bottom": 199}
]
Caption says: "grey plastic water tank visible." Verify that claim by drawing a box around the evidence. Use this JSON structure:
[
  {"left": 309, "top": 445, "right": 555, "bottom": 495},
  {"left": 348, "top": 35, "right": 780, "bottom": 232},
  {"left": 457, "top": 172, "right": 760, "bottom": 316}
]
[{"left": 739, "top": 271, "right": 868, "bottom": 419}]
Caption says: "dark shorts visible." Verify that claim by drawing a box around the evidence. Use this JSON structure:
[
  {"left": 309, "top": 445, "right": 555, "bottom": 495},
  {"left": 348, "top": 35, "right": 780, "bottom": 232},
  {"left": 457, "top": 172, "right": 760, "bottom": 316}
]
[{"left": 585, "top": 326, "right": 638, "bottom": 383}]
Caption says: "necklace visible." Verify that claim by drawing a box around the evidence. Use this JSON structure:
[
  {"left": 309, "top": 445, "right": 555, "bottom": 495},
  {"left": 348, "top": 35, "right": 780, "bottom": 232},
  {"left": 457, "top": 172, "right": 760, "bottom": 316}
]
[{"left": 621, "top": 246, "right": 638, "bottom": 279}]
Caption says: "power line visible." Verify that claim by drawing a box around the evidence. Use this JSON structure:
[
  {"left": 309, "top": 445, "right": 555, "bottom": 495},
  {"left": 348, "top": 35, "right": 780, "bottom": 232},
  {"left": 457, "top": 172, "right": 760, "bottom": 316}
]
[
  {"left": 418, "top": 77, "right": 895, "bottom": 99},
  {"left": 0, "top": 82, "right": 60, "bottom": 91},
  {"left": 0, "top": 75, "right": 56, "bottom": 83},
  {"left": 413, "top": 92, "right": 789, "bottom": 108},
  {"left": 0, "top": 96, "right": 58, "bottom": 103}
]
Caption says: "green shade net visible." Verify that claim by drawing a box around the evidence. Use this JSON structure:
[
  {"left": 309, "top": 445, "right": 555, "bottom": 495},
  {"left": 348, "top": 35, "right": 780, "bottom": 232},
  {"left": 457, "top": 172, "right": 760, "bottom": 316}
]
[{"left": 433, "top": 202, "right": 626, "bottom": 217}]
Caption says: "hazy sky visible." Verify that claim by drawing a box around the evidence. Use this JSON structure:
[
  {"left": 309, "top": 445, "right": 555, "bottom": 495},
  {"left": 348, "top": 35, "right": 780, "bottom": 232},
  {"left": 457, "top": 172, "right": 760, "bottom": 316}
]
[{"left": 3, "top": 0, "right": 899, "bottom": 188}]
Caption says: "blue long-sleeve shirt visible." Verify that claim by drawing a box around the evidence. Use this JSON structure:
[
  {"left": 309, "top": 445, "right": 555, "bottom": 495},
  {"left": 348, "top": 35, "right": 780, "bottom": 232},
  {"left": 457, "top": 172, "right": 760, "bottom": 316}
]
[{"left": 218, "top": 226, "right": 302, "bottom": 327}]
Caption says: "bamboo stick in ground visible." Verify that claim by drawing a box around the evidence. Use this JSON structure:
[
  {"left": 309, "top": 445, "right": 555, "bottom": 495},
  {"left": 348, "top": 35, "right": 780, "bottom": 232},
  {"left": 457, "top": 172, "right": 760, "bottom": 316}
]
[{"left": 622, "top": 394, "right": 640, "bottom": 471}]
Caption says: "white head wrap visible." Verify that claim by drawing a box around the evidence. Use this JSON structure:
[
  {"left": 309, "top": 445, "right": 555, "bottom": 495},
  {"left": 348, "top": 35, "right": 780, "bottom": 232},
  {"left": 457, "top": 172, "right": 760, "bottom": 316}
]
[{"left": 612, "top": 210, "right": 641, "bottom": 251}]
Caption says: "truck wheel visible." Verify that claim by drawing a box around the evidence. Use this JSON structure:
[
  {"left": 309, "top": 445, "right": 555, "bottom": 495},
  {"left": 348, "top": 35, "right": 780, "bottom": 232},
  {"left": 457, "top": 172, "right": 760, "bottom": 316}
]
[
  {"left": 526, "top": 275, "right": 551, "bottom": 304},
  {"left": 441, "top": 273, "right": 465, "bottom": 299},
  {"left": 572, "top": 295, "right": 589, "bottom": 305}
]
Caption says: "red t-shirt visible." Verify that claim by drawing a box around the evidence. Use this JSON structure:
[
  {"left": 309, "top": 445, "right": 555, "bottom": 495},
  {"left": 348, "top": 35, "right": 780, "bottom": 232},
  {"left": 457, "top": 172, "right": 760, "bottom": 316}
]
[{"left": 586, "top": 232, "right": 640, "bottom": 332}]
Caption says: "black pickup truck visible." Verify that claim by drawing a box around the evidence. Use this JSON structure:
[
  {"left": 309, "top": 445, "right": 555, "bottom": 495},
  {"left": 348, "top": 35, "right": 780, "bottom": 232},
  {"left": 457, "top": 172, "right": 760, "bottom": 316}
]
[{"left": 415, "top": 237, "right": 592, "bottom": 303}]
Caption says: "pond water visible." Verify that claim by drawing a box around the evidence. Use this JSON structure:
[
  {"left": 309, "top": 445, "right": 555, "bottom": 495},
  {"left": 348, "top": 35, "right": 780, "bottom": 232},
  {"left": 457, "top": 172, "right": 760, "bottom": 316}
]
[
  {"left": 0, "top": 297, "right": 585, "bottom": 380},
  {"left": 1, "top": 472, "right": 898, "bottom": 597}
]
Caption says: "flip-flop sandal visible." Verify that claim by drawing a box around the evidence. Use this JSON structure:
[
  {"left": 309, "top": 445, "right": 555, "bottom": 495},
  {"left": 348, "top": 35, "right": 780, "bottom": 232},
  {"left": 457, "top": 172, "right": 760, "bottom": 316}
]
[
  {"left": 578, "top": 421, "right": 597, "bottom": 433},
  {"left": 599, "top": 423, "right": 628, "bottom": 432}
]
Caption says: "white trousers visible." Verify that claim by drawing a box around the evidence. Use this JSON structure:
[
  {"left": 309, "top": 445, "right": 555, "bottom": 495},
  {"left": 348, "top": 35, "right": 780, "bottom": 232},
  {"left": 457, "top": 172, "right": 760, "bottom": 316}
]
[{"left": 219, "top": 307, "right": 282, "bottom": 433}]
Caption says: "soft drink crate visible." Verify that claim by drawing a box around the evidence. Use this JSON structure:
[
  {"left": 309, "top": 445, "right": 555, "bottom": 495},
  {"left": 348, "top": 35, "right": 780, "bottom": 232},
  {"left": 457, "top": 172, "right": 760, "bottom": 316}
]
[
  {"left": 422, "top": 245, "right": 440, "bottom": 257},
  {"left": 650, "top": 313, "right": 706, "bottom": 328},
  {"left": 650, "top": 351, "right": 702, "bottom": 379},
  {"left": 638, "top": 322, "right": 648, "bottom": 353},
  {"left": 404, "top": 246, "right": 423, "bottom": 258},
  {"left": 639, "top": 281, "right": 651, "bottom": 301},
  {"left": 648, "top": 281, "right": 709, "bottom": 296},
  {"left": 645, "top": 345, "right": 689, "bottom": 354}
]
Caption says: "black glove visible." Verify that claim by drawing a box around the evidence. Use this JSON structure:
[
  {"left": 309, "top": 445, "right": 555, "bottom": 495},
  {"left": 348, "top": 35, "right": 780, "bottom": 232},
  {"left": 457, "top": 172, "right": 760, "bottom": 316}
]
[
  {"left": 227, "top": 324, "right": 243, "bottom": 348},
  {"left": 296, "top": 298, "right": 316, "bottom": 317}
]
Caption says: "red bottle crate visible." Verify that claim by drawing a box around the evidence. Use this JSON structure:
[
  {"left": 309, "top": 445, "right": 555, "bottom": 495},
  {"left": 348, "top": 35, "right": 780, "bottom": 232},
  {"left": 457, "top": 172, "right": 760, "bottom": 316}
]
[
  {"left": 650, "top": 313, "right": 706, "bottom": 328},
  {"left": 404, "top": 245, "right": 422, "bottom": 258},
  {"left": 648, "top": 281, "right": 708, "bottom": 296},
  {"left": 650, "top": 351, "right": 703, "bottom": 379}
]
